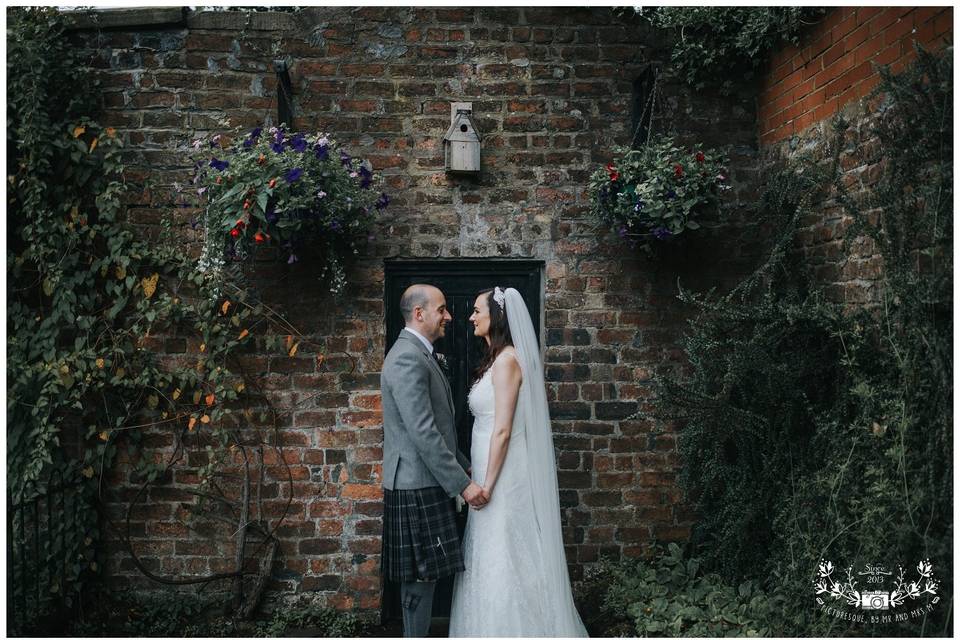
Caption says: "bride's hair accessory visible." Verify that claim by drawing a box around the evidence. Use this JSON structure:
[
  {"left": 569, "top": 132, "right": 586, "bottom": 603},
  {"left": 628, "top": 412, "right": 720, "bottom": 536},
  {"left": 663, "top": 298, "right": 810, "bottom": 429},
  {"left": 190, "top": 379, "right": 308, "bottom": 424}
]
[{"left": 492, "top": 286, "right": 506, "bottom": 310}]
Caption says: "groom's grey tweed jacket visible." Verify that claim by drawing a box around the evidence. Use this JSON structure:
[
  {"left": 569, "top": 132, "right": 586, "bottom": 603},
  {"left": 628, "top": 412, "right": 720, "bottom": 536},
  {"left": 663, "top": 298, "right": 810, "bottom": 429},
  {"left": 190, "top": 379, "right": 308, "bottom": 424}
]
[{"left": 381, "top": 330, "right": 471, "bottom": 498}]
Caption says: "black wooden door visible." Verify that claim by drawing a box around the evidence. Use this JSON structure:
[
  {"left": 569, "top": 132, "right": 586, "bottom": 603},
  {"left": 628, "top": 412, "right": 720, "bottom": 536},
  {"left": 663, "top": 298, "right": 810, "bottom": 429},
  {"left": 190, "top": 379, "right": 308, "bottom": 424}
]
[{"left": 381, "top": 259, "right": 543, "bottom": 623}]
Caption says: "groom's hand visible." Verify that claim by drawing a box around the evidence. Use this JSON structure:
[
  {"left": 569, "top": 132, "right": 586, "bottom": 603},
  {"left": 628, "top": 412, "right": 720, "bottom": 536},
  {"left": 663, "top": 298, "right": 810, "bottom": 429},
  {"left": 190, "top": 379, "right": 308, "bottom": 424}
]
[{"left": 461, "top": 481, "right": 488, "bottom": 509}]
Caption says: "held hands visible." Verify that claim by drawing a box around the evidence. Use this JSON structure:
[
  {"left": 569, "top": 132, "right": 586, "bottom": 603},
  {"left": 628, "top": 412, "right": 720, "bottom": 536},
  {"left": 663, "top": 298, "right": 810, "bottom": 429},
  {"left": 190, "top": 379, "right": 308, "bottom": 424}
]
[{"left": 461, "top": 481, "right": 491, "bottom": 509}]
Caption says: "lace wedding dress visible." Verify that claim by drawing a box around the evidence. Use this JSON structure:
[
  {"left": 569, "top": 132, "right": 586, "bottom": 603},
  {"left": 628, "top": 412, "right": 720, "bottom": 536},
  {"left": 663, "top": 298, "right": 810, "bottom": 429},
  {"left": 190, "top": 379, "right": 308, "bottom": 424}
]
[{"left": 449, "top": 304, "right": 587, "bottom": 638}]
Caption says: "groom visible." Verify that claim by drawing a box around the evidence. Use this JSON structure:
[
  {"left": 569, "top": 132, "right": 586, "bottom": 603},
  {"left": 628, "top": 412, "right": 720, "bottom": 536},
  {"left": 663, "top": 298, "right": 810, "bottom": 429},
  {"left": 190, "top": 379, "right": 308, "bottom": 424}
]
[{"left": 381, "top": 283, "right": 489, "bottom": 637}]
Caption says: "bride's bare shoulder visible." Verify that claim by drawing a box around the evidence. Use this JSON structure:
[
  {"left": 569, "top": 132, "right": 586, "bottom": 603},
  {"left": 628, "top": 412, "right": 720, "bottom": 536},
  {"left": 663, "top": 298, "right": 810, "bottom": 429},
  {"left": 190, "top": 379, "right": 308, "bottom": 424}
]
[{"left": 492, "top": 347, "right": 521, "bottom": 377}]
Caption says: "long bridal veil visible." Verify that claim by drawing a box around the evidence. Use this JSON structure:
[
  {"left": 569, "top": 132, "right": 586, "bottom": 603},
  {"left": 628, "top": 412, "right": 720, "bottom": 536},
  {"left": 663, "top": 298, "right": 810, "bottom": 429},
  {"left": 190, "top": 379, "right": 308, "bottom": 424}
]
[{"left": 503, "top": 287, "right": 588, "bottom": 637}]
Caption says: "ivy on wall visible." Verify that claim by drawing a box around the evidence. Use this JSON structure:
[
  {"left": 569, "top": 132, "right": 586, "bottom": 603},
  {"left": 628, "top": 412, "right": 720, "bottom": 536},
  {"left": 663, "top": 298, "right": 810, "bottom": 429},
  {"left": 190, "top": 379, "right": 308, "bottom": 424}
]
[
  {"left": 7, "top": 8, "right": 337, "bottom": 631},
  {"left": 635, "top": 7, "right": 825, "bottom": 93},
  {"left": 644, "top": 46, "right": 952, "bottom": 635}
]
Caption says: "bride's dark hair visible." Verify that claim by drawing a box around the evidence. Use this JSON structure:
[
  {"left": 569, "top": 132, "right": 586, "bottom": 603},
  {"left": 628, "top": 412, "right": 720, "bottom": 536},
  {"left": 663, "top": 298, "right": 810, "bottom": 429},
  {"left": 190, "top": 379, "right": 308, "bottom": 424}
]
[{"left": 474, "top": 288, "right": 513, "bottom": 380}]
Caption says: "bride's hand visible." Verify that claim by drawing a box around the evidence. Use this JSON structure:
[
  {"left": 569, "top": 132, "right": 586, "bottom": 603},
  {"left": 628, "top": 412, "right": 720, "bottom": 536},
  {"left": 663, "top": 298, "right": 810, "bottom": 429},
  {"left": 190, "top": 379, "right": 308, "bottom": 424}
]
[{"left": 471, "top": 487, "right": 492, "bottom": 509}]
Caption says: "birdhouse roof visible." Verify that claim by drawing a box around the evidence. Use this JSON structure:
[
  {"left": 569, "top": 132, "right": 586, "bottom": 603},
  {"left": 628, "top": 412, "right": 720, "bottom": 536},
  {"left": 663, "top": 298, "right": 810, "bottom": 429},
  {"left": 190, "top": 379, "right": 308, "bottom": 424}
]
[{"left": 443, "top": 110, "right": 481, "bottom": 142}]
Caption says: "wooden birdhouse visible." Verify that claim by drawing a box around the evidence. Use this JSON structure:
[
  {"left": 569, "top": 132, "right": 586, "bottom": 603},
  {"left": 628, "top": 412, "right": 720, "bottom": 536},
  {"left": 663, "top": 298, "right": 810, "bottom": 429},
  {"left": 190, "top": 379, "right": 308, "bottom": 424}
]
[{"left": 443, "top": 102, "right": 481, "bottom": 175}]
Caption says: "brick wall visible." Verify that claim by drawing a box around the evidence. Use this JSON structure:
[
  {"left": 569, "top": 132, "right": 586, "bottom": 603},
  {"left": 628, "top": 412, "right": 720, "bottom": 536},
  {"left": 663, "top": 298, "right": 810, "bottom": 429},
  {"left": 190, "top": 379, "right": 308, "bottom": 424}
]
[
  {"left": 757, "top": 7, "right": 952, "bottom": 309},
  {"left": 760, "top": 7, "right": 952, "bottom": 145},
  {"left": 68, "top": 7, "right": 761, "bottom": 614}
]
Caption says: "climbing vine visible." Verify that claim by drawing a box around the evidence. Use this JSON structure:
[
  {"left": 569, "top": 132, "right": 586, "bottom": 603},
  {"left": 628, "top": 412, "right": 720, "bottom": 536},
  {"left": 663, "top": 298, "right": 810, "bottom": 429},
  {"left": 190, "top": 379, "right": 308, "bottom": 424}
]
[{"left": 7, "top": 8, "right": 358, "bottom": 632}]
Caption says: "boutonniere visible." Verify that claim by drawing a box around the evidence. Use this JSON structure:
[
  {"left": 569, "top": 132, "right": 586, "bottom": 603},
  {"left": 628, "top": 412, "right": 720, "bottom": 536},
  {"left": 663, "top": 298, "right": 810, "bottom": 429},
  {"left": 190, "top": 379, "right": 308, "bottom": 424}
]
[{"left": 435, "top": 352, "right": 449, "bottom": 373}]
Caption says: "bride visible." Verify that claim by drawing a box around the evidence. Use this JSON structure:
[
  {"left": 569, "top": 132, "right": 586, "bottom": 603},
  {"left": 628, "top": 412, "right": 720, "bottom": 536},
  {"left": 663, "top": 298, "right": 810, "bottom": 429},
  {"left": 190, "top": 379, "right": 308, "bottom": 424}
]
[{"left": 449, "top": 286, "right": 588, "bottom": 637}]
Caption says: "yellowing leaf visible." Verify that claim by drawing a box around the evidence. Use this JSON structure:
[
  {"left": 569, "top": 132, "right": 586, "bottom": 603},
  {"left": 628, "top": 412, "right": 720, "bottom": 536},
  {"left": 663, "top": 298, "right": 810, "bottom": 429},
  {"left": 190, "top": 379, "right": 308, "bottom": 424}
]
[
  {"left": 288, "top": 342, "right": 299, "bottom": 357},
  {"left": 84, "top": 537, "right": 92, "bottom": 546},
  {"left": 116, "top": 367, "right": 125, "bottom": 379},
  {"left": 82, "top": 466, "right": 94, "bottom": 478},
  {"left": 95, "top": 358, "right": 105, "bottom": 369},
  {"left": 238, "top": 329, "right": 249, "bottom": 340},
  {"left": 204, "top": 393, "right": 215, "bottom": 406},
  {"left": 172, "top": 388, "right": 181, "bottom": 400},
  {"left": 73, "top": 125, "right": 86, "bottom": 138},
  {"left": 200, "top": 414, "right": 211, "bottom": 424},
  {"left": 221, "top": 300, "right": 231, "bottom": 314},
  {"left": 89, "top": 137, "right": 98, "bottom": 153},
  {"left": 199, "top": 343, "right": 206, "bottom": 352},
  {"left": 147, "top": 394, "right": 159, "bottom": 409},
  {"left": 115, "top": 265, "right": 126, "bottom": 280},
  {"left": 188, "top": 416, "right": 197, "bottom": 431},
  {"left": 286, "top": 334, "right": 293, "bottom": 349},
  {"left": 192, "top": 390, "right": 201, "bottom": 404},
  {"left": 99, "top": 430, "right": 109, "bottom": 441},
  {"left": 235, "top": 382, "right": 245, "bottom": 393},
  {"left": 141, "top": 273, "right": 158, "bottom": 299},
  {"left": 42, "top": 278, "right": 54, "bottom": 297}
]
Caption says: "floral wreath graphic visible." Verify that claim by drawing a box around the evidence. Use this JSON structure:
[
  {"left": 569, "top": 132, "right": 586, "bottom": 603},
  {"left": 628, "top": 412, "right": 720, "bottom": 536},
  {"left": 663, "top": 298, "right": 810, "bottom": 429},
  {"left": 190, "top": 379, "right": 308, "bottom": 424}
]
[{"left": 814, "top": 559, "right": 940, "bottom": 609}]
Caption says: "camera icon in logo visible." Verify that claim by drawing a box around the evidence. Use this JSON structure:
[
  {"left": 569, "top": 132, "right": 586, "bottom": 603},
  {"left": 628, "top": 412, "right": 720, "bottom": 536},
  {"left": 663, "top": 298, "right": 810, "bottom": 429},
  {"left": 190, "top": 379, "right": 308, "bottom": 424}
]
[{"left": 861, "top": 591, "right": 891, "bottom": 610}]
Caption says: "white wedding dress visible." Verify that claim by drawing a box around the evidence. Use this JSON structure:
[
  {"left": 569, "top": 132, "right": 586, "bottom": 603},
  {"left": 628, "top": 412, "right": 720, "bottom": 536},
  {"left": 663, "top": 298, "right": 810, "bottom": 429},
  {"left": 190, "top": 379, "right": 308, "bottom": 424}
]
[{"left": 449, "top": 291, "right": 587, "bottom": 638}]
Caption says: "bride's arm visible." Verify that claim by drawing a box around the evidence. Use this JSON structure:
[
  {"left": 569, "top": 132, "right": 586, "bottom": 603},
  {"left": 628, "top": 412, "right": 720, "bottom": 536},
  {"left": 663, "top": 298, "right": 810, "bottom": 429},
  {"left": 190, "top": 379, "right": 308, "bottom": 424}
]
[{"left": 482, "top": 353, "right": 522, "bottom": 497}]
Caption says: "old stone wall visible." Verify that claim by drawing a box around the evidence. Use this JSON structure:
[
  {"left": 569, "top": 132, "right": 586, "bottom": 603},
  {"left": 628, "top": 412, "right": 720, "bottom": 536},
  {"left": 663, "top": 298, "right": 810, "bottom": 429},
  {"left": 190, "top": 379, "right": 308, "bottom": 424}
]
[{"left": 69, "top": 6, "right": 760, "bottom": 613}]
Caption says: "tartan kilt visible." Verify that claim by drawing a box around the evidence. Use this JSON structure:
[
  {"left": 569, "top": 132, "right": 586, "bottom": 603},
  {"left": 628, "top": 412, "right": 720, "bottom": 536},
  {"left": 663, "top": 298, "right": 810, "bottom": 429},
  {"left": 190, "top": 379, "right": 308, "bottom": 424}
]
[{"left": 382, "top": 486, "right": 464, "bottom": 583}]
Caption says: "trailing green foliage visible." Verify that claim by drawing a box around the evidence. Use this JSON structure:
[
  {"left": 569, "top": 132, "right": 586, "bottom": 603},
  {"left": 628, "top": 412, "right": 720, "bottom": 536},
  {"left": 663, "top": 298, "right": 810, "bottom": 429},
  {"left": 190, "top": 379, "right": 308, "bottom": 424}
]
[
  {"left": 581, "top": 545, "right": 788, "bottom": 637},
  {"left": 7, "top": 7, "right": 297, "bottom": 630},
  {"left": 588, "top": 135, "right": 729, "bottom": 251},
  {"left": 253, "top": 600, "right": 362, "bottom": 638},
  {"left": 189, "top": 126, "right": 389, "bottom": 294},
  {"left": 647, "top": 47, "right": 952, "bottom": 635},
  {"left": 637, "top": 8, "right": 824, "bottom": 93}
]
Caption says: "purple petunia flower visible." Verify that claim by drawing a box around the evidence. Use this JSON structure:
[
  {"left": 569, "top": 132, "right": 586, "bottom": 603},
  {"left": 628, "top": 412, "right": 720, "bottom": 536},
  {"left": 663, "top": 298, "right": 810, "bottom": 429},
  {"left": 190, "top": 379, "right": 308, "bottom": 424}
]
[
  {"left": 210, "top": 158, "right": 229, "bottom": 171},
  {"left": 315, "top": 143, "right": 329, "bottom": 161},
  {"left": 284, "top": 167, "right": 304, "bottom": 183},
  {"left": 270, "top": 129, "right": 285, "bottom": 153},
  {"left": 339, "top": 149, "right": 352, "bottom": 167},
  {"left": 358, "top": 165, "right": 372, "bottom": 189},
  {"left": 653, "top": 227, "right": 673, "bottom": 240},
  {"left": 666, "top": 189, "right": 676, "bottom": 200},
  {"left": 290, "top": 133, "right": 307, "bottom": 153},
  {"left": 265, "top": 204, "right": 278, "bottom": 224},
  {"left": 375, "top": 192, "right": 390, "bottom": 210},
  {"left": 329, "top": 219, "right": 342, "bottom": 231}
]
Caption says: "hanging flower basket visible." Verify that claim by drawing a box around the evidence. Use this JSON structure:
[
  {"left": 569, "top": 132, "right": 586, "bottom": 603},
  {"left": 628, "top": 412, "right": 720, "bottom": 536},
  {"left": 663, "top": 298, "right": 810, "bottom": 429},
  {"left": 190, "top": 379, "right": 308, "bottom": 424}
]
[
  {"left": 588, "top": 135, "right": 729, "bottom": 251},
  {"left": 188, "top": 126, "right": 390, "bottom": 294}
]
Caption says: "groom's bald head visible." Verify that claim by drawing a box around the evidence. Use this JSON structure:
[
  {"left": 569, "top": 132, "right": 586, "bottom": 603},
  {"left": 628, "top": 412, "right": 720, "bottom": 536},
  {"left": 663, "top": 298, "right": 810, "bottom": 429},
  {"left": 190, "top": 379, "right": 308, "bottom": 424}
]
[
  {"left": 400, "top": 284, "right": 437, "bottom": 323},
  {"left": 400, "top": 284, "right": 451, "bottom": 342}
]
